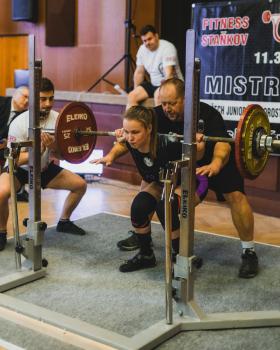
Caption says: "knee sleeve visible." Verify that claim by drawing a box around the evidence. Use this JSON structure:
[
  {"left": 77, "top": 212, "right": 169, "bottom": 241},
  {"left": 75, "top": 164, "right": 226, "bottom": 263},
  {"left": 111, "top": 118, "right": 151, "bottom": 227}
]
[
  {"left": 131, "top": 191, "right": 157, "bottom": 228},
  {"left": 156, "top": 193, "right": 180, "bottom": 231}
]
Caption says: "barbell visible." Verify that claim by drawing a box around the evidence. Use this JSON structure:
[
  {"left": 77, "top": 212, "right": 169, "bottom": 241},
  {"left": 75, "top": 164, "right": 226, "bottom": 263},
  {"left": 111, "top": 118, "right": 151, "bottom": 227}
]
[{"left": 42, "top": 102, "right": 279, "bottom": 179}]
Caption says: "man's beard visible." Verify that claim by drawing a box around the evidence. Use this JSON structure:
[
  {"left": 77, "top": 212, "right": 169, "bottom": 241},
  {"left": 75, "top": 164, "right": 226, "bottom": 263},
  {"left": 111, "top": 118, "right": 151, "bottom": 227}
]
[{"left": 40, "top": 109, "right": 50, "bottom": 119}]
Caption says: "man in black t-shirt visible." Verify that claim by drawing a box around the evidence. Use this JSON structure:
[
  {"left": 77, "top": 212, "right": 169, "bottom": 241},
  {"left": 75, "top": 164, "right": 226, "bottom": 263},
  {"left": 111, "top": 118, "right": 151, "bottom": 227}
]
[
  {"left": 155, "top": 78, "right": 258, "bottom": 279},
  {"left": 155, "top": 99, "right": 244, "bottom": 197}
]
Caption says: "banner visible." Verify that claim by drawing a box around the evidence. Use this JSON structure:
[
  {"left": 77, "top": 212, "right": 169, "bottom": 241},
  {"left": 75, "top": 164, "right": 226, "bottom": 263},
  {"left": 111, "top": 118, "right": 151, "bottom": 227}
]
[{"left": 192, "top": 0, "right": 280, "bottom": 141}]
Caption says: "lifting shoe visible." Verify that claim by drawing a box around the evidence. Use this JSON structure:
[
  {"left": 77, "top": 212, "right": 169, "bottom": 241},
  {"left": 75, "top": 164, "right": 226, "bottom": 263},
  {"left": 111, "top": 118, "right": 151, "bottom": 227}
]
[
  {"left": 0, "top": 232, "right": 7, "bottom": 251},
  {"left": 56, "top": 220, "right": 86, "bottom": 236},
  {"left": 117, "top": 230, "right": 153, "bottom": 251},
  {"left": 119, "top": 252, "right": 156, "bottom": 272},
  {"left": 239, "top": 249, "right": 258, "bottom": 278}
]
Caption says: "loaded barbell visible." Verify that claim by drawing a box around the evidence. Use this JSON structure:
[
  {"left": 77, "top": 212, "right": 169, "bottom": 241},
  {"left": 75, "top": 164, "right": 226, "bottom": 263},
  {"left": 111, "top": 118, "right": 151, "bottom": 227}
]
[{"left": 42, "top": 102, "right": 280, "bottom": 179}]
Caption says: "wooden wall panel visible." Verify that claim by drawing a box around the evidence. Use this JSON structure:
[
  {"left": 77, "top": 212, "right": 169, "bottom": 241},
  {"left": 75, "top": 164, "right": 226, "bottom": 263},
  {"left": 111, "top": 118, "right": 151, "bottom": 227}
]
[
  {"left": 0, "top": 35, "right": 28, "bottom": 95},
  {"left": 45, "top": 0, "right": 75, "bottom": 47},
  {"left": 245, "top": 157, "right": 279, "bottom": 191}
]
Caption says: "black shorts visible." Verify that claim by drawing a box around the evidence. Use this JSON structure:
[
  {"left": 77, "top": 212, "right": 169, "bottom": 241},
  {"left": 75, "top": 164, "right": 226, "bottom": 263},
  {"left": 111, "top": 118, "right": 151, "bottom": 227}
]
[
  {"left": 0, "top": 149, "right": 5, "bottom": 166},
  {"left": 11, "top": 161, "right": 63, "bottom": 189},
  {"left": 208, "top": 156, "right": 244, "bottom": 195},
  {"left": 139, "top": 81, "right": 158, "bottom": 98}
]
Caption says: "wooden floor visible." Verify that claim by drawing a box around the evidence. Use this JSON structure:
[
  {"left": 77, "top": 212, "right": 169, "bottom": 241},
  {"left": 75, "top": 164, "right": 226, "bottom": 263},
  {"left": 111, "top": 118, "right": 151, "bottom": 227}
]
[{"left": 6, "top": 177, "right": 280, "bottom": 246}]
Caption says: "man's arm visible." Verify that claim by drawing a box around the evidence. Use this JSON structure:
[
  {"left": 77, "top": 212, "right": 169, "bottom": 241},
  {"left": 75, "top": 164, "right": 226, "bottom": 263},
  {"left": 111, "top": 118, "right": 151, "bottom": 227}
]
[
  {"left": 0, "top": 138, "right": 7, "bottom": 150},
  {"left": 16, "top": 151, "right": 29, "bottom": 166},
  {"left": 163, "top": 65, "right": 176, "bottom": 80},
  {"left": 196, "top": 142, "right": 231, "bottom": 177},
  {"left": 17, "top": 134, "right": 53, "bottom": 165},
  {"left": 90, "top": 142, "right": 129, "bottom": 166},
  {"left": 133, "top": 66, "right": 146, "bottom": 88}
]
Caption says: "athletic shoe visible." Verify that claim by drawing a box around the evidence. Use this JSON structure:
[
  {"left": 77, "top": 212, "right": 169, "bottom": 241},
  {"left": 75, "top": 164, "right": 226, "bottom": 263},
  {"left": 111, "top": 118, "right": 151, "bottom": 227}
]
[
  {"left": 16, "top": 189, "right": 29, "bottom": 202},
  {"left": 56, "top": 220, "right": 86, "bottom": 236},
  {"left": 119, "top": 252, "right": 156, "bottom": 272},
  {"left": 117, "top": 231, "right": 153, "bottom": 251},
  {"left": 117, "top": 231, "right": 139, "bottom": 251},
  {"left": 0, "top": 232, "right": 7, "bottom": 251},
  {"left": 239, "top": 249, "right": 258, "bottom": 278}
]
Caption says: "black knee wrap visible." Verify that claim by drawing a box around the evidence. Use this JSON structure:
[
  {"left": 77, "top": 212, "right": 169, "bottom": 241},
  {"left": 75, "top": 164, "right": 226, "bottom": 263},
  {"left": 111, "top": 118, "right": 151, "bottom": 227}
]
[
  {"left": 131, "top": 191, "right": 157, "bottom": 228},
  {"left": 156, "top": 193, "right": 180, "bottom": 231}
]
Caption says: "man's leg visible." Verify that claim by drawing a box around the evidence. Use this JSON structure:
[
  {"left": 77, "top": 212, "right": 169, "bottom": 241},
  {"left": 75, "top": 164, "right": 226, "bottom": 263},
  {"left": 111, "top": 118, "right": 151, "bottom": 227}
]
[
  {"left": 153, "top": 87, "right": 161, "bottom": 106},
  {"left": 16, "top": 185, "right": 29, "bottom": 202},
  {"left": 0, "top": 172, "right": 21, "bottom": 250},
  {"left": 46, "top": 168, "right": 87, "bottom": 235},
  {"left": 126, "top": 86, "right": 149, "bottom": 109},
  {"left": 224, "top": 191, "right": 258, "bottom": 278}
]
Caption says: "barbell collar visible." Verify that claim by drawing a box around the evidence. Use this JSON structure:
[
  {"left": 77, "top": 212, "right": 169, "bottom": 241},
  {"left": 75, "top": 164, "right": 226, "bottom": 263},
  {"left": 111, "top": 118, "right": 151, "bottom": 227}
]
[
  {"left": 265, "top": 136, "right": 273, "bottom": 153},
  {"left": 259, "top": 136, "right": 280, "bottom": 153},
  {"left": 260, "top": 135, "right": 271, "bottom": 153}
]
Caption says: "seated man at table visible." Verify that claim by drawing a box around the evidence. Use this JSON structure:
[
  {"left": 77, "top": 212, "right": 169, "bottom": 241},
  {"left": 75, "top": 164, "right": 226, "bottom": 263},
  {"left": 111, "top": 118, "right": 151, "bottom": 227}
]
[{"left": 0, "top": 77, "right": 87, "bottom": 251}]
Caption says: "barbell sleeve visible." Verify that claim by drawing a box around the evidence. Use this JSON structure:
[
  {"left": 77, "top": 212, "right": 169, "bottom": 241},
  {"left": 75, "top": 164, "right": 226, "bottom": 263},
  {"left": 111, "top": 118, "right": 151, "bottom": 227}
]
[
  {"left": 266, "top": 136, "right": 280, "bottom": 151},
  {"left": 272, "top": 139, "right": 280, "bottom": 150}
]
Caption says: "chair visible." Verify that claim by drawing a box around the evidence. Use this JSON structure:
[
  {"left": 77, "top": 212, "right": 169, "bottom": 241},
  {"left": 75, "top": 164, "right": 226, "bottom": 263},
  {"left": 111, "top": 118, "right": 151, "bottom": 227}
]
[{"left": 14, "top": 69, "right": 29, "bottom": 88}]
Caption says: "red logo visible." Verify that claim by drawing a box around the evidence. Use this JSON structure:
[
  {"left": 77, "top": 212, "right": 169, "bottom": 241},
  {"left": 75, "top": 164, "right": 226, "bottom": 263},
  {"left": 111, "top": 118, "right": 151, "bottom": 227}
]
[{"left": 262, "top": 10, "right": 280, "bottom": 43}]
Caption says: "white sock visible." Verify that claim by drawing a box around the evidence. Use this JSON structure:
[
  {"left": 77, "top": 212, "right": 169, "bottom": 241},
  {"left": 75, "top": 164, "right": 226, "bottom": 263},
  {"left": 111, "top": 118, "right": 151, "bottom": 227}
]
[{"left": 241, "top": 241, "right": 255, "bottom": 253}]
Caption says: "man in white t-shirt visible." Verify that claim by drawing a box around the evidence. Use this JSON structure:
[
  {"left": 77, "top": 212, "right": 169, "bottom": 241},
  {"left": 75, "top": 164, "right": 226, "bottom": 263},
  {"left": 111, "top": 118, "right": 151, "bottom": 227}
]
[
  {"left": 0, "top": 78, "right": 87, "bottom": 251},
  {"left": 127, "top": 24, "right": 183, "bottom": 108}
]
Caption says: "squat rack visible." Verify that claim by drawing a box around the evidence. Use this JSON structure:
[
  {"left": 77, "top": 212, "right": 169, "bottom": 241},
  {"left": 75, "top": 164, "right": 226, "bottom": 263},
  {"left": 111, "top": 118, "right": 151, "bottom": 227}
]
[{"left": 0, "top": 35, "right": 47, "bottom": 293}]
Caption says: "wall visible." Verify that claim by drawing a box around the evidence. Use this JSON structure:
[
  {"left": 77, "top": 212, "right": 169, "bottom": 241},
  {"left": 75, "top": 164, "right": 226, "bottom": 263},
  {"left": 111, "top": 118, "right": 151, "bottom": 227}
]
[
  {"left": 0, "top": 0, "right": 157, "bottom": 93},
  {"left": 0, "top": 35, "right": 28, "bottom": 95}
]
